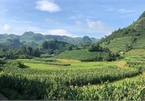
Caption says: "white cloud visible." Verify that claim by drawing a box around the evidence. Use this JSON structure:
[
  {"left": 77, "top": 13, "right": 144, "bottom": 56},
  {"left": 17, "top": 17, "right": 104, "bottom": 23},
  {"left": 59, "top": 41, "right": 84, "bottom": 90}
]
[
  {"left": 118, "top": 9, "right": 135, "bottom": 13},
  {"left": 86, "top": 19, "right": 106, "bottom": 31},
  {"left": 36, "top": 0, "right": 61, "bottom": 13},
  {"left": 47, "top": 29, "right": 73, "bottom": 37},
  {"left": 75, "top": 19, "right": 109, "bottom": 31},
  {"left": 101, "top": 6, "right": 135, "bottom": 14},
  {"left": 3, "top": 24, "right": 10, "bottom": 31}
]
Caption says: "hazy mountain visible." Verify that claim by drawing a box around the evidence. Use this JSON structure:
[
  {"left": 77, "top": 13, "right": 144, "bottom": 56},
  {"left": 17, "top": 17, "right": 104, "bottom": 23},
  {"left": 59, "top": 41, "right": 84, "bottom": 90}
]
[{"left": 0, "top": 31, "right": 99, "bottom": 48}]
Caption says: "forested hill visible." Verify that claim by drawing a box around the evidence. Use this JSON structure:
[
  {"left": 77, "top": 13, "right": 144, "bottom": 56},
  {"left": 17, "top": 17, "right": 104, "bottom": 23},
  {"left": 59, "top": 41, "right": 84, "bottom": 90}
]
[
  {"left": 0, "top": 31, "right": 99, "bottom": 47},
  {"left": 100, "top": 11, "right": 145, "bottom": 52}
]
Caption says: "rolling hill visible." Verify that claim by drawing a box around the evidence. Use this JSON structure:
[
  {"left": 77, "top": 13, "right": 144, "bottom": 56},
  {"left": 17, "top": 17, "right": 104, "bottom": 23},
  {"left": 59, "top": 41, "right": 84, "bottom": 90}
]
[{"left": 100, "top": 11, "right": 145, "bottom": 52}]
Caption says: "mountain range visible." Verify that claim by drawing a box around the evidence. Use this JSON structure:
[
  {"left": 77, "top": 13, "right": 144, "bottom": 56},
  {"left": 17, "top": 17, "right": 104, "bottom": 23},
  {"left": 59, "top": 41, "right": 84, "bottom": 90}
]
[
  {"left": 1, "top": 11, "right": 145, "bottom": 52},
  {"left": 0, "top": 31, "right": 98, "bottom": 48}
]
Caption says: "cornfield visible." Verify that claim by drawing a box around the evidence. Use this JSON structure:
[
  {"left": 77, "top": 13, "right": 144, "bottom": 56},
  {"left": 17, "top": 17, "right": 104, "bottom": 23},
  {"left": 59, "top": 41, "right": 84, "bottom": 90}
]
[{"left": 0, "top": 61, "right": 144, "bottom": 100}]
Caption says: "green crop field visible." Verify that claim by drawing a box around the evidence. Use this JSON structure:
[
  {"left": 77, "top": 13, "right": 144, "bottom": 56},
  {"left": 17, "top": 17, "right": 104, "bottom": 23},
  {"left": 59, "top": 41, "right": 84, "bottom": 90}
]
[
  {"left": 0, "top": 55, "right": 145, "bottom": 100},
  {"left": 1, "top": 7, "right": 145, "bottom": 101},
  {"left": 102, "top": 37, "right": 132, "bottom": 52},
  {"left": 16, "top": 58, "right": 127, "bottom": 70},
  {"left": 0, "top": 49, "right": 145, "bottom": 100},
  {"left": 57, "top": 50, "right": 114, "bottom": 61}
]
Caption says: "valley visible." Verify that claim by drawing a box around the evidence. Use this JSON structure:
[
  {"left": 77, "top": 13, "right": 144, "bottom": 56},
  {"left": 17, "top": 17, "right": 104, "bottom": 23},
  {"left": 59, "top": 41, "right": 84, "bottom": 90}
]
[{"left": 1, "top": 8, "right": 145, "bottom": 101}]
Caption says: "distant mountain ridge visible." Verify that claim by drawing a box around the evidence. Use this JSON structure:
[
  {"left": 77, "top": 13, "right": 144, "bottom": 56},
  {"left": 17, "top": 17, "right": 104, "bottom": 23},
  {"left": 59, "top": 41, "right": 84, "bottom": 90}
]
[
  {"left": 100, "top": 11, "right": 145, "bottom": 52},
  {"left": 0, "top": 31, "right": 99, "bottom": 48}
]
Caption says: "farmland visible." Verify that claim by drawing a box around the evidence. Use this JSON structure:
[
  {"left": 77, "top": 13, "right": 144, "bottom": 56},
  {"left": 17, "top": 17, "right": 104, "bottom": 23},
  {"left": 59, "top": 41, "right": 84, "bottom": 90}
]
[
  {"left": 0, "top": 51, "right": 145, "bottom": 100},
  {"left": 1, "top": 2, "right": 145, "bottom": 100}
]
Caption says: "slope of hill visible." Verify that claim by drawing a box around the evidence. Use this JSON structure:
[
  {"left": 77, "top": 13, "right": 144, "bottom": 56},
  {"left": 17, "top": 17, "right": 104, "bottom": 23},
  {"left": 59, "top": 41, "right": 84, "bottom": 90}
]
[{"left": 100, "top": 11, "right": 145, "bottom": 52}]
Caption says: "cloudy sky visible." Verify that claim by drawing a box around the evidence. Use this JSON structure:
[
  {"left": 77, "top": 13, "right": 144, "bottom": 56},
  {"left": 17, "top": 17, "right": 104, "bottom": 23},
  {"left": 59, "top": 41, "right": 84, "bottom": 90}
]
[{"left": 0, "top": 0, "right": 145, "bottom": 38}]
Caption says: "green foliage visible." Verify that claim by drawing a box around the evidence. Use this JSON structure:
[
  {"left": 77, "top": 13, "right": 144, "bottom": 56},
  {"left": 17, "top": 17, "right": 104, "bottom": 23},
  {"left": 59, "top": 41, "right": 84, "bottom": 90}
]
[
  {"left": 100, "top": 11, "right": 145, "bottom": 52},
  {"left": 67, "top": 44, "right": 73, "bottom": 51},
  {"left": 0, "top": 58, "right": 7, "bottom": 65},
  {"left": 31, "top": 58, "right": 71, "bottom": 66},
  {"left": 126, "top": 55, "right": 145, "bottom": 72},
  {"left": 0, "top": 46, "right": 41, "bottom": 59},
  {"left": 0, "top": 61, "right": 142, "bottom": 100},
  {"left": 58, "top": 50, "right": 117, "bottom": 61},
  {"left": 16, "top": 61, "right": 27, "bottom": 68},
  {"left": 138, "top": 11, "right": 145, "bottom": 20},
  {"left": 41, "top": 40, "right": 77, "bottom": 55},
  {"left": 88, "top": 43, "right": 110, "bottom": 52}
]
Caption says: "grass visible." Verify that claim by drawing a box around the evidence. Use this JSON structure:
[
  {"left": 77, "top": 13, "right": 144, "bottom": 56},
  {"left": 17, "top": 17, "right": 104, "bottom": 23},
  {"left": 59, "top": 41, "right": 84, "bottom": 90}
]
[
  {"left": 17, "top": 58, "right": 128, "bottom": 70},
  {"left": 125, "top": 49, "right": 145, "bottom": 57},
  {"left": 57, "top": 50, "right": 112, "bottom": 61},
  {"left": 24, "top": 61, "right": 109, "bottom": 70},
  {"left": 104, "top": 37, "right": 132, "bottom": 52}
]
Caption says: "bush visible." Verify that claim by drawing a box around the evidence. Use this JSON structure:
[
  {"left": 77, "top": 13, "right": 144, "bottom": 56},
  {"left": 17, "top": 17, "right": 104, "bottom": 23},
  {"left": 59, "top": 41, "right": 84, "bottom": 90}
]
[{"left": 16, "top": 61, "right": 27, "bottom": 68}]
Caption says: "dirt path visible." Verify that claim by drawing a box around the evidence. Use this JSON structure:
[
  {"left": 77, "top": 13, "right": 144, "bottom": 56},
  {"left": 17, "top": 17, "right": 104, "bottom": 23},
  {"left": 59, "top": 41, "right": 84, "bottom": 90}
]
[{"left": 0, "top": 93, "right": 8, "bottom": 100}]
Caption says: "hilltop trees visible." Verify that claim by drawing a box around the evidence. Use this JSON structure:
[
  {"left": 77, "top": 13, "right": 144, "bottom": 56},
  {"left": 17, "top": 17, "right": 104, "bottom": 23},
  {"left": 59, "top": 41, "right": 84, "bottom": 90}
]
[
  {"left": 88, "top": 43, "right": 110, "bottom": 52},
  {"left": 41, "top": 40, "right": 76, "bottom": 54}
]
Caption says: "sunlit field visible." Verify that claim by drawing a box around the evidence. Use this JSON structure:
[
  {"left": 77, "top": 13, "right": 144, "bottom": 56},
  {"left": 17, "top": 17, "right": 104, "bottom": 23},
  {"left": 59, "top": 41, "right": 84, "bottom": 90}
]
[{"left": 17, "top": 58, "right": 127, "bottom": 70}]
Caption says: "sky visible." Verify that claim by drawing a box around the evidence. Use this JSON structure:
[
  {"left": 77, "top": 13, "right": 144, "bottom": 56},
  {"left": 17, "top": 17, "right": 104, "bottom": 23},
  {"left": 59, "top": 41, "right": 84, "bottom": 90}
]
[{"left": 0, "top": 0, "right": 145, "bottom": 38}]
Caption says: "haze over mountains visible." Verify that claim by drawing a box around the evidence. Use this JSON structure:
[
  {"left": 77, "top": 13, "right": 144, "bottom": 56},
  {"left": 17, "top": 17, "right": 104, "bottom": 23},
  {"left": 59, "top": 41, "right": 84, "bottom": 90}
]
[
  {"left": 1, "top": 11, "right": 145, "bottom": 53},
  {"left": 0, "top": 31, "right": 98, "bottom": 48}
]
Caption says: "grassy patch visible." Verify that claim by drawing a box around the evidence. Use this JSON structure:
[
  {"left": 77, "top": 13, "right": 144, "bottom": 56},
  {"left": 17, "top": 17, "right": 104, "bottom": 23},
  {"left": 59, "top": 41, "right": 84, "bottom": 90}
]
[
  {"left": 57, "top": 50, "right": 113, "bottom": 61},
  {"left": 103, "top": 37, "right": 132, "bottom": 52},
  {"left": 14, "top": 58, "right": 129, "bottom": 70}
]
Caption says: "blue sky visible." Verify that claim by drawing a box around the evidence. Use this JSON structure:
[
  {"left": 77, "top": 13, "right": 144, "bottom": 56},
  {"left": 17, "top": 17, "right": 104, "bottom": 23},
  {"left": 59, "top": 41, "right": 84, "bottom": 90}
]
[{"left": 0, "top": 0, "right": 145, "bottom": 38}]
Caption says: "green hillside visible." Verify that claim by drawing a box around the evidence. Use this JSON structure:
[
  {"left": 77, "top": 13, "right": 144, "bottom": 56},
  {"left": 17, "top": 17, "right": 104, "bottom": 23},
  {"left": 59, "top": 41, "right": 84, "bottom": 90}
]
[
  {"left": 100, "top": 11, "right": 145, "bottom": 52},
  {"left": 57, "top": 49, "right": 117, "bottom": 61},
  {"left": 102, "top": 37, "right": 132, "bottom": 52}
]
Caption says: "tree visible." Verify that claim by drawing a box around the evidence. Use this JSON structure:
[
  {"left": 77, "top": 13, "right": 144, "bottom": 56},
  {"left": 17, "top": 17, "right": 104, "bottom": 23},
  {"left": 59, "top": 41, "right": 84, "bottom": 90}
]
[
  {"left": 42, "top": 41, "right": 48, "bottom": 49},
  {"left": 67, "top": 45, "right": 73, "bottom": 51},
  {"left": 125, "top": 44, "right": 132, "bottom": 52},
  {"left": 26, "top": 46, "right": 33, "bottom": 56},
  {"left": 33, "top": 48, "right": 41, "bottom": 57},
  {"left": 88, "top": 44, "right": 104, "bottom": 52}
]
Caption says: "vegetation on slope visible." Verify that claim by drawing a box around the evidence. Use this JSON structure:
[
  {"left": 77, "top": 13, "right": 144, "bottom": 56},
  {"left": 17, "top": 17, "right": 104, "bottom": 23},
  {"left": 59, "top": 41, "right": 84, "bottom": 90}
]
[
  {"left": 58, "top": 43, "right": 119, "bottom": 61},
  {"left": 99, "top": 11, "right": 145, "bottom": 52}
]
